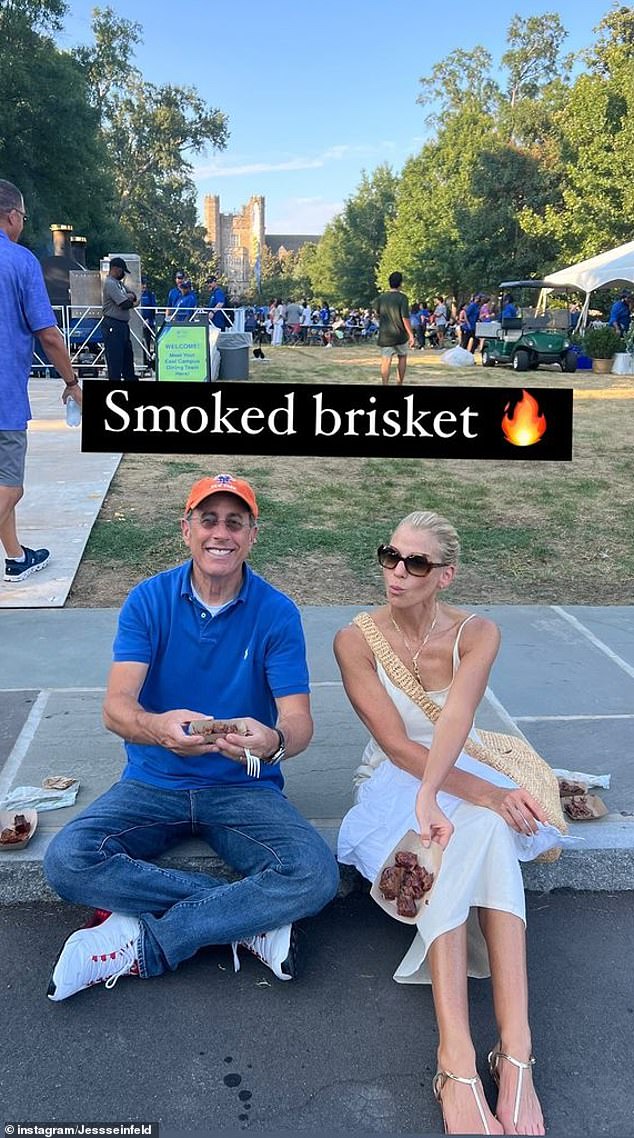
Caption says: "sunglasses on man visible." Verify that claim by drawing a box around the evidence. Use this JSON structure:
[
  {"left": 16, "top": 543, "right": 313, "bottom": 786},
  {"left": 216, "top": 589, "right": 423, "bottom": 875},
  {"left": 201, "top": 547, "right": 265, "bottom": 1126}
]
[{"left": 377, "top": 543, "right": 448, "bottom": 578}]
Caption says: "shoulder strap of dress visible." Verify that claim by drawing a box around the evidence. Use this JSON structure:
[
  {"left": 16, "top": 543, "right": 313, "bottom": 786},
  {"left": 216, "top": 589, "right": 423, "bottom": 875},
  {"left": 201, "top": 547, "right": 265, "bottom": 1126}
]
[
  {"left": 352, "top": 613, "right": 443, "bottom": 724},
  {"left": 452, "top": 613, "right": 477, "bottom": 675}
]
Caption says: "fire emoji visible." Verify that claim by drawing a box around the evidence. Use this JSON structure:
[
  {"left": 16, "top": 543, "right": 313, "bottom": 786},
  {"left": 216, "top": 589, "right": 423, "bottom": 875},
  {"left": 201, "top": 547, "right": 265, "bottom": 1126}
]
[{"left": 501, "top": 390, "right": 547, "bottom": 447}]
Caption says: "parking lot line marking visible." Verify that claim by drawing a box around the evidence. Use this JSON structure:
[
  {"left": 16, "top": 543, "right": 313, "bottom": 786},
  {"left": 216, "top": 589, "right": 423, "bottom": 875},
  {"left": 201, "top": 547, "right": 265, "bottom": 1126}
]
[
  {"left": 484, "top": 685, "right": 531, "bottom": 742},
  {"left": 0, "top": 686, "right": 106, "bottom": 693},
  {"left": 516, "top": 714, "right": 634, "bottom": 721},
  {"left": 0, "top": 689, "right": 50, "bottom": 799},
  {"left": 551, "top": 606, "right": 634, "bottom": 680}
]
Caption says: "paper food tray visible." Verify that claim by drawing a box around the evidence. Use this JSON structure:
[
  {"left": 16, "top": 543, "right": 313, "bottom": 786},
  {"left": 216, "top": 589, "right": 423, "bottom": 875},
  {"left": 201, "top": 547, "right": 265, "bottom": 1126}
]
[
  {"left": 370, "top": 828, "right": 443, "bottom": 925},
  {"left": 561, "top": 795, "right": 608, "bottom": 821},
  {"left": 0, "top": 808, "right": 38, "bottom": 851}
]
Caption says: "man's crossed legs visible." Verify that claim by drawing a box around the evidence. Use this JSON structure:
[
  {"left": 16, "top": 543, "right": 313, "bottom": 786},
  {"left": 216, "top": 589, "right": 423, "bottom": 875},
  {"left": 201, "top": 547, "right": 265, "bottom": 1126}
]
[{"left": 44, "top": 780, "right": 339, "bottom": 1000}]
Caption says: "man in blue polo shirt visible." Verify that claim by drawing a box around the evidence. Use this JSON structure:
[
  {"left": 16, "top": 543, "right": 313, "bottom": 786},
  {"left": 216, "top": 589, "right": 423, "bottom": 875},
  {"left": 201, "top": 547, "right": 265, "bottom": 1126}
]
[
  {"left": 44, "top": 473, "right": 339, "bottom": 1001},
  {"left": 166, "top": 269, "right": 185, "bottom": 316},
  {"left": 0, "top": 179, "right": 82, "bottom": 584},
  {"left": 206, "top": 275, "right": 228, "bottom": 329},
  {"left": 170, "top": 277, "right": 198, "bottom": 322}
]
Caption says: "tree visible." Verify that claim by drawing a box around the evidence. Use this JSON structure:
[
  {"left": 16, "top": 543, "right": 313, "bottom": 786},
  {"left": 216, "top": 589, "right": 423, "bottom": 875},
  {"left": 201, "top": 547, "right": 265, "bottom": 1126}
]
[
  {"left": 255, "top": 244, "right": 317, "bottom": 305},
  {"left": 0, "top": 0, "right": 120, "bottom": 257},
  {"left": 501, "top": 13, "right": 568, "bottom": 107},
  {"left": 380, "top": 104, "right": 559, "bottom": 301},
  {"left": 74, "top": 6, "right": 229, "bottom": 286},
  {"left": 520, "top": 11, "right": 634, "bottom": 262},
  {"left": 0, "top": 0, "right": 66, "bottom": 34},
  {"left": 417, "top": 47, "right": 500, "bottom": 123},
  {"left": 293, "top": 241, "right": 319, "bottom": 297},
  {"left": 458, "top": 144, "right": 558, "bottom": 285},
  {"left": 74, "top": 4, "right": 141, "bottom": 106},
  {"left": 257, "top": 246, "right": 287, "bottom": 303},
  {"left": 309, "top": 165, "right": 399, "bottom": 306},
  {"left": 379, "top": 111, "right": 497, "bottom": 301},
  {"left": 587, "top": 4, "right": 634, "bottom": 75},
  {"left": 385, "top": 13, "right": 580, "bottom": 295}
]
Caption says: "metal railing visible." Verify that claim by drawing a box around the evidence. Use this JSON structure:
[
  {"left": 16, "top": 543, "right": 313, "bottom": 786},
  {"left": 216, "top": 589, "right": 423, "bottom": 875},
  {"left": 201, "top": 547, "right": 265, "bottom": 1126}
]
[{"left": 31, "top": 305, "right": 239, "bottom": 377}]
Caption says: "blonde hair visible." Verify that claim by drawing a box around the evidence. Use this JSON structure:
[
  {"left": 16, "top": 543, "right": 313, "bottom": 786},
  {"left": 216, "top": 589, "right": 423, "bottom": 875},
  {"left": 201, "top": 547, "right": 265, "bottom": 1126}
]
[{"left": 394, "top": 510, "right": 460, "bottom": 567}]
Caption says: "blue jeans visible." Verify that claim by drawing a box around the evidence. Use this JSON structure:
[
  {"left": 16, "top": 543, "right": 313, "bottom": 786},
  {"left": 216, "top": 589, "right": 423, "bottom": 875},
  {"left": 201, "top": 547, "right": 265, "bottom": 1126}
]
[{"left": 44, "top": 780, "right": 340, "bottom": 978}]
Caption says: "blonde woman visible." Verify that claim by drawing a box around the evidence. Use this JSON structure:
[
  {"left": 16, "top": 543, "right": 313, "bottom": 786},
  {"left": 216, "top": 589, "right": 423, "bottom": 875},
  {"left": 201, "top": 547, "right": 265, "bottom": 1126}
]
[{"left": 335, "top": 511, "right": 563, "bottom": 1135}]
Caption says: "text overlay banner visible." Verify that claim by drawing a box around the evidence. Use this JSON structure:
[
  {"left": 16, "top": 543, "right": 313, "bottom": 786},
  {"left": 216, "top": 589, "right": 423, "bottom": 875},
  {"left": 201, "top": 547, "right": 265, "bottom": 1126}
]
[{"left": 81, "top": 383, "right": 573, "bottom": 460}]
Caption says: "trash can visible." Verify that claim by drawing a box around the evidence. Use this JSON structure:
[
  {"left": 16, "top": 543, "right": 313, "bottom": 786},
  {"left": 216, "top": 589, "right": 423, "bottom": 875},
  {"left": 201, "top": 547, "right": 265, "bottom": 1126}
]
[
  {"left": 569, "top": 342, "right": 592, "bottom": 370},
  {"left": 217, "top": 331, "right": 252, "bottom": 380}
]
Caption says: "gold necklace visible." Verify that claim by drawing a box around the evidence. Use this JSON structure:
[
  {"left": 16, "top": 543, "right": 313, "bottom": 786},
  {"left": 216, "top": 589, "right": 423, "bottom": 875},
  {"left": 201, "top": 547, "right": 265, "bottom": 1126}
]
[{"left": 389, "top": 604, "right": 439, "bottom": 685}]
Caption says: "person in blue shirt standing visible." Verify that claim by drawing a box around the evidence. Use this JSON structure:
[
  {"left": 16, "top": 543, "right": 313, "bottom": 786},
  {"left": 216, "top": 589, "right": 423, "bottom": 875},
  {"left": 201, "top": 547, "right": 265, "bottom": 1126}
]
[
  {"left": 139, "top": 275, "right": 157, "bottom": 367},
  {"left": 608, "top": 292, "right": 631, "bottom": 335},
  {"left": 44, "top": 473, "right": 339, "bottom": 1001},
  {"left": 0, "top": 179, "right": 82, "bottom": 584},
  {"left": 206, "top": 275, "right": 228, "bottom": 329},
  {"left": 464, "top": 294, "right": 481, "bottom": 353},
  {"left": 166, "top": 270, "right": 185, "bottom": 318},
  {"left": 171, "top": 278, "right": 198, "bottom": 322},
  {"left": 409, "top": 303, "right": 422, "bottom": 349}
]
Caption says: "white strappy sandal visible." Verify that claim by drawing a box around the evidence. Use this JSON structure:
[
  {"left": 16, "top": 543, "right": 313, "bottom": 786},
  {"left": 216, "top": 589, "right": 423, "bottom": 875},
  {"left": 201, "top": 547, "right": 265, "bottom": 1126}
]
[
  {"left": 488, "top": 1047, "right": 536, "bottom": 1130},
  {"left": 432, "top": 1069, "right": 492, "bottom": 1135}
]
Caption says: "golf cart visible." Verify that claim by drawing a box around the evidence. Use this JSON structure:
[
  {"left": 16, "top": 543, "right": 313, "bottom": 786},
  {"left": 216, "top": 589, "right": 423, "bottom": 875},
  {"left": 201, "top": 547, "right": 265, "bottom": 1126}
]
[{"left": 480, "top": 281, "right": 577, "bottom": 372}]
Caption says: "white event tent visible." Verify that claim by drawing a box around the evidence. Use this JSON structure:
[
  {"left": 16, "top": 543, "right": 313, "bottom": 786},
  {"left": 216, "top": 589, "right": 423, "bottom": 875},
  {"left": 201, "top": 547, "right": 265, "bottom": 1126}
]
[{"left": 542, "top": 240, "right": 634, "bottom": 332}]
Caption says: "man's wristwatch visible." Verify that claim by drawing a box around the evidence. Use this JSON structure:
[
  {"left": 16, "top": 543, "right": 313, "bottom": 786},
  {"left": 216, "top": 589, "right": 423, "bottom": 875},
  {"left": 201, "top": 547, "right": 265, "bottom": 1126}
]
[{"left": 263, "top": 728, "right": 286, "bottom": 764}]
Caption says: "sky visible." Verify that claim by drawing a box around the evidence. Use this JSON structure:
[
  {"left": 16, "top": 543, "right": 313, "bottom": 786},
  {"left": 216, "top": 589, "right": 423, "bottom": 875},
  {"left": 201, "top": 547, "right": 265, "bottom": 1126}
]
[{"left": 60, "top": 0, "right": 609, "bottom": 236}]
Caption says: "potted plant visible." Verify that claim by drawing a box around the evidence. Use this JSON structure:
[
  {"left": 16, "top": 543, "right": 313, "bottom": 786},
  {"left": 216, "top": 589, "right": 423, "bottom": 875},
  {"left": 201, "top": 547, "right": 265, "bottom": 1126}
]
[{"left": 582, "top": 325, "right": 623, "bottom": 373}]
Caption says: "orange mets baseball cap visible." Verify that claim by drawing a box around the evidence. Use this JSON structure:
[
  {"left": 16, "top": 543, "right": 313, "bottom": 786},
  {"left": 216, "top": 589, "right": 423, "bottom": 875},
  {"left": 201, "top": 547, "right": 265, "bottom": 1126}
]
[{"left": 185, "top": 474, "right": 259, "bottom": 519}]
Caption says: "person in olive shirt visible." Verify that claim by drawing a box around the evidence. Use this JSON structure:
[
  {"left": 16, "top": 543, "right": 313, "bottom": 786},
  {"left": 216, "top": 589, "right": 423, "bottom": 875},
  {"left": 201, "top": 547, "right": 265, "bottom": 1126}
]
[
  {"left": 374, "top": 271, "right": 415, "bottom": 385},
  {"left": 102, "top": 257, "right": 139, "bottom": 381}
]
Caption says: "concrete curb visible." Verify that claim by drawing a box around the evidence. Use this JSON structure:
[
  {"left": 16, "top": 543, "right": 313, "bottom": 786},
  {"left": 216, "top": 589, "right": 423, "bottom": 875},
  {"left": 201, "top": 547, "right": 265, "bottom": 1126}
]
[{"left": 1, "top": 821, "right": 632, "bottom": 904}]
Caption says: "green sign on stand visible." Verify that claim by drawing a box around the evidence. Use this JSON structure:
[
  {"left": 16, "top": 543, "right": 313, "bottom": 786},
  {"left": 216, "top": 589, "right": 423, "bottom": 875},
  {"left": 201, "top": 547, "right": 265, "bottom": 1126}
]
[{"left": 156, "top": 322, "right": 209, "bottom": 382}]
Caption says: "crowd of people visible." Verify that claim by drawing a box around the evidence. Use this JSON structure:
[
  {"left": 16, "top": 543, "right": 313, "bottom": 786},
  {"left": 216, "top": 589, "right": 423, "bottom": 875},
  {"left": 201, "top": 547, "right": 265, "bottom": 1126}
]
[
  {"left": 106, "top": 260, "right": 633, "bottom": 387},
  {"left": 131, "top": 268, "right": 634, "bottom": 368},
  {"left": 408, "top": 293, "right": 507, "bottom": 353},
  {"left": 247, "top": 292, "right": 508, "bottom": 354},
  {"left": 246, "top": 299, "right": 379, "bottom": 347}
]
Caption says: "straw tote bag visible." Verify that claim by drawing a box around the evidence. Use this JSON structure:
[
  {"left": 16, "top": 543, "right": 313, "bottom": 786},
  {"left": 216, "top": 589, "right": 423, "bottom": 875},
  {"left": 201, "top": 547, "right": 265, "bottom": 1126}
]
[{"left": 353, "top": 613, "right": 567, "bottom": 862}]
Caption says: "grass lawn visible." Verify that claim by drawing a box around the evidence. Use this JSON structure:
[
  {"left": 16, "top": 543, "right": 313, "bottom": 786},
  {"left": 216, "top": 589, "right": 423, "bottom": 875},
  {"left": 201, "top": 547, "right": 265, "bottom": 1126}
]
[{"left": 69, "top": 345, "right": 634, "bottom": 607}]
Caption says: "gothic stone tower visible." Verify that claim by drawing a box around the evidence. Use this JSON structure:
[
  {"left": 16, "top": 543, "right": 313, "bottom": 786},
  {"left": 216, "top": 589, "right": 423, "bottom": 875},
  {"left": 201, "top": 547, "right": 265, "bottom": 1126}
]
[{"left": 204, "top": 194, "right": 265, "bottom": 296}]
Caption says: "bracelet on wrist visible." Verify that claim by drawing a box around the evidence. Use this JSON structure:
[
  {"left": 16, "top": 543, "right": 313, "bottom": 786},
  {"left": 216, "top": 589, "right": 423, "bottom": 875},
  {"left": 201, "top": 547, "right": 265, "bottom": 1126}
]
[
  {"left": 65, "top": 378, "right": 80, "bottom": 388},
  {"left": 261, "top": 727, "right": 286, "bottom": 764}
]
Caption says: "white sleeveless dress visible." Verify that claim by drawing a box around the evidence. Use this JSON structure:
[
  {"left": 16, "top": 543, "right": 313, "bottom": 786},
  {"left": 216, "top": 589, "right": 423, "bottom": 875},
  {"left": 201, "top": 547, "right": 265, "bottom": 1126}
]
[{"left": 337, "top": 615, "right": 563, "bottom": 984}]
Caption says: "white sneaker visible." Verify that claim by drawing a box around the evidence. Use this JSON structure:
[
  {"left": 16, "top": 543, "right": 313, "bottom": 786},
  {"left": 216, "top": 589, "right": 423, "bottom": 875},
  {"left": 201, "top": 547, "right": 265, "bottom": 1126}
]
[
  {"left": 47, "top": 913, "right": 141, "bottom": 1001},
  {"left": 231, "top": 923, "right": 297, "bottom": 981}
]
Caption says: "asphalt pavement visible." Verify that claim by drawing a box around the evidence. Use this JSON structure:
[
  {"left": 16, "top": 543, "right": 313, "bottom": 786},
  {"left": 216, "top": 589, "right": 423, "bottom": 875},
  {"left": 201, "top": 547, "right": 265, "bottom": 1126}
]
[{"left": 1, "top": 892, "right": 633, "bottom": 1137}]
